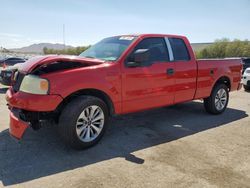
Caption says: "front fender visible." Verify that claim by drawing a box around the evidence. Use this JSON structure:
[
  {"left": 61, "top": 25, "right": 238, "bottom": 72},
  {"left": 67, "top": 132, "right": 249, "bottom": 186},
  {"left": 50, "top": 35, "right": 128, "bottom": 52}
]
[{"left": 43, "top": 64, "right": 122, "bottom": 114}]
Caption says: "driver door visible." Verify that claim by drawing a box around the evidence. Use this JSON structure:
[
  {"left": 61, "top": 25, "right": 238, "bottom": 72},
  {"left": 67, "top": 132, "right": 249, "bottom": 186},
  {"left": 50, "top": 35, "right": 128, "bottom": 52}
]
[{"left": 121, "top": 37, "right": 175, "bottom": 113}]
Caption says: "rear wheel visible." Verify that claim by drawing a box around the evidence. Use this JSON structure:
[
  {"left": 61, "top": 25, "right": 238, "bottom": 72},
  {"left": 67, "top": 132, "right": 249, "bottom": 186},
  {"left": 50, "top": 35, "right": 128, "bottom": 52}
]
[
  {"left": 58, "top": 96, "right": 108, "bottom": 149},
  {"left": 204, "top": 84, "right": 229, "bottom": 114}
]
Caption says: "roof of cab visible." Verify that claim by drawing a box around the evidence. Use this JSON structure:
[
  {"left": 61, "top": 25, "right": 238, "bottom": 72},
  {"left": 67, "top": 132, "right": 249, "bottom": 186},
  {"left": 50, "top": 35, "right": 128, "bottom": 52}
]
[{"left": 116, "top": 33, "right": 186, "bottom": 39}]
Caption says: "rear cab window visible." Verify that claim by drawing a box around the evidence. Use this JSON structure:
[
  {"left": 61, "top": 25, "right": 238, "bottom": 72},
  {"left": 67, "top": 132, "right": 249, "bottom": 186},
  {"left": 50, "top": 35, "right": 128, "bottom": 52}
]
[{"left": 169, "top": 38, "right": 190, "bottom": 61}]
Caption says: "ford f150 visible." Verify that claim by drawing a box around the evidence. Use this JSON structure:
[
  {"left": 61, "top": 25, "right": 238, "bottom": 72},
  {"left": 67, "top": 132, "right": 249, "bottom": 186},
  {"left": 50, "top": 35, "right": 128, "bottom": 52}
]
[{"left": 6, "top": 34, "right": 242, "bottom": 149}]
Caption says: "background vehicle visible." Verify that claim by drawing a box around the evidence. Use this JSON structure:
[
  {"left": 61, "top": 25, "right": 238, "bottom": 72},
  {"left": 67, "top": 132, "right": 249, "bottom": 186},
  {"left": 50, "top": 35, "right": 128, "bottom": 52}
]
[
  {"left": 0, "top": 57, "right": 26, "bottom": 69},
  {"left": 242, "top": 67, "right": 250, "bottom": 91},
  {"left": 242, "top": 58, "right": 250, "bottom": 73},
  {"left": 0, "top": 63, "right": 23, "bottom": 86},
  {"left": 6, "top": 34, "right": 242, "bottom": 149}
]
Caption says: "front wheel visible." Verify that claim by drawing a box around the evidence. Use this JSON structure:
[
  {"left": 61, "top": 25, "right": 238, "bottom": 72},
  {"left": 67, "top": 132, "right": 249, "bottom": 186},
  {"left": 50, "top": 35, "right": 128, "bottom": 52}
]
[
  {"left": 204, "top": 84, "right": 229, "bottom": 114},
  {"left": 58, "top": 96, "right": 109, "bottom": 149}
]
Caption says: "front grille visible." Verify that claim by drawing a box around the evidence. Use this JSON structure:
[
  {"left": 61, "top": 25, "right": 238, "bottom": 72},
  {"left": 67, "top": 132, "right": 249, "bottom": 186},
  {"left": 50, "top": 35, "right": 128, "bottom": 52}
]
[
  {"left": 247, "top": 80, "right": 250, "bottom": 86},
  {"left": 13, "top": 72, "right": 25, "bottom": 92}
]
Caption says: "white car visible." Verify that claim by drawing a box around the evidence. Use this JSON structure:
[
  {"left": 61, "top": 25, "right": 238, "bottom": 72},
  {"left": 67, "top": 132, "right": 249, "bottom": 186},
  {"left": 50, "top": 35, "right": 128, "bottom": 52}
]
[{"left": 242, "top": 67, "right": 250, "bottom": 91}]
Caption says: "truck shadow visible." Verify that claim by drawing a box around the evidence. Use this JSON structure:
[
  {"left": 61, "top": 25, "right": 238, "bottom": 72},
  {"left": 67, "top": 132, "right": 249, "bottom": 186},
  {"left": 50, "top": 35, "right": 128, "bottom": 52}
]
[{"left": 0, "top": 101, "right": 248, "bottom": 186}]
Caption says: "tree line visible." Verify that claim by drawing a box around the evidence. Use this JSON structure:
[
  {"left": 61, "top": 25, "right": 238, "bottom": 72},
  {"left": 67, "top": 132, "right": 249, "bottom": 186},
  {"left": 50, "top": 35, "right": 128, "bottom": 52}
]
[
  {"left": 43, "top": 46, "right": 90, "bottom": 55},
  {"left": 43, "top": 38, "right": 250, "bottom": 58},
  {"left": 196, "top": 38, "right": 250, "bottom": 59}
]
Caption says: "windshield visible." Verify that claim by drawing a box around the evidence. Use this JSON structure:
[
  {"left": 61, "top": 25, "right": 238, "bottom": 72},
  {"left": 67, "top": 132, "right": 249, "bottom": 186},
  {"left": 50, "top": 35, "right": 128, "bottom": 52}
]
[{"left": 79, "top": 36, "right": 137, "bottom": 61}]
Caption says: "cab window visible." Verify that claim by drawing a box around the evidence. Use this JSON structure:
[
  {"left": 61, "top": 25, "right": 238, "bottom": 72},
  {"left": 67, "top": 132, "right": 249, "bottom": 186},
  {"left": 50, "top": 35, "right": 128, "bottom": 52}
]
[
  {"left": 169, "top": 38, "right": 190, "bottom": 61},
  {"left": 132, "top": 37, "right": 170, "bottom": 63}
]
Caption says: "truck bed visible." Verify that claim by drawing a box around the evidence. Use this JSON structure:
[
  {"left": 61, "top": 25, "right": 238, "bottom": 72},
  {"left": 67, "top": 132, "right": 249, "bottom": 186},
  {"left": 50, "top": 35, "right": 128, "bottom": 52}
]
[{"left": 195, "top": 58, "right": 242, "bottom": 99}]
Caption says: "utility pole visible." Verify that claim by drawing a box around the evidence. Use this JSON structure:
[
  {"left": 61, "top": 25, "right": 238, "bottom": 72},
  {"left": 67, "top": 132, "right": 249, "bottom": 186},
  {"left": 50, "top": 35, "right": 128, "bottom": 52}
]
[{"left": 63, "top": 24, "right": 65, "bottom": 50}]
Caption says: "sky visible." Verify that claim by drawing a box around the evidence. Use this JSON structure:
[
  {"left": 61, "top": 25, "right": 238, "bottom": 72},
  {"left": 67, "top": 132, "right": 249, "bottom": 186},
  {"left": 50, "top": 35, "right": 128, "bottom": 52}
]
[{"left": 0, "top": 0, "right": 250, "bottom": 48}]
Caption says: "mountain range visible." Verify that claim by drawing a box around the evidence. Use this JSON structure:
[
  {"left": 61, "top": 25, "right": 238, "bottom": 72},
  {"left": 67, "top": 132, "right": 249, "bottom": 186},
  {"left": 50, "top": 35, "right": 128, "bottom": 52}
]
[{"left": 9, "top": 43, "right": 73, "bottom": 54}]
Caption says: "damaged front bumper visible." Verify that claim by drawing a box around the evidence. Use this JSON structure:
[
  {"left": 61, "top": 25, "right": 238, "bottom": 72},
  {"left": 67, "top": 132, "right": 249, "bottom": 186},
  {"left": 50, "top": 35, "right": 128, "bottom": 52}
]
[
  {"left": 9, "top": 109, "right": 29, "bottom": 139},
  {"left": 6, "top": 88, "right": 63, "bottom": 139}
]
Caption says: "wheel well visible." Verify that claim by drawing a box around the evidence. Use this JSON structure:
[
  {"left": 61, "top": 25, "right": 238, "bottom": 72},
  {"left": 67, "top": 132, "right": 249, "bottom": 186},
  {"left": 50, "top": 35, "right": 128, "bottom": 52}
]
[
  {"left": 214, "top": 76, "right": 231, "bottom": 91},
  {"left": 56, "top": 89, "right": 115, "bottom": 119}
]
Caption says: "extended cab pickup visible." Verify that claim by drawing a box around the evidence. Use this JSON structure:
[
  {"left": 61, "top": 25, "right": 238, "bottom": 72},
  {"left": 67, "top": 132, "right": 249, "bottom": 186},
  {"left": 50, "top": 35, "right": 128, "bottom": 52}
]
[{"left": 6, "top": 34, "right": 242, "bottom": 149}]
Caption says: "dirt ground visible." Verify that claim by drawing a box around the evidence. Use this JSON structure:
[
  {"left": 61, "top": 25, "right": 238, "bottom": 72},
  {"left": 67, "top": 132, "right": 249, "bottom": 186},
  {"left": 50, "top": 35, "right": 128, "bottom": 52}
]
[{"left": 0, "top": 84, "right": 249, "bottom": 188}]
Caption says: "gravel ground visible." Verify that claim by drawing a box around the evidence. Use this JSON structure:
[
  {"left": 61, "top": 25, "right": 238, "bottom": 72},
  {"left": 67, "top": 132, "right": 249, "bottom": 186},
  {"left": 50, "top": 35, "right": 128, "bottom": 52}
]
[{"left": 0, "top": 84, "right": 249, "bottom": 188}]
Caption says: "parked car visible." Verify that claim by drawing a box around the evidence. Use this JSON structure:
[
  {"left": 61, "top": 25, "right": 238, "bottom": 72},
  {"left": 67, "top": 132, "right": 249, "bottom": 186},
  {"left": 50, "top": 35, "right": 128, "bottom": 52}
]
[
  {"left": 0, "top": 57, "right": 26, "bottom": 69},
  {"left": 0, "top": 63, "right": 22, "bottom": 86},
  {"left": 0, "top": 57, "right": 5, "bottom": 69},
  {"left": 242, "top": 67, "right": 250, "bottom": 91},
  {"left": 242, "top": 58, "right": 250, "bottom": 73},
  {"left": 6, "top": 34, "right": 242, "bottom": 149}
]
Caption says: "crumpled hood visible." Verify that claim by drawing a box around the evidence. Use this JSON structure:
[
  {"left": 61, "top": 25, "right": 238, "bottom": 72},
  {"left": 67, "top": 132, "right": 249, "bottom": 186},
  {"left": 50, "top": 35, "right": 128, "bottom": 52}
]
[{"left": 18, "top": 55, "right": 106, "bottom": 73}]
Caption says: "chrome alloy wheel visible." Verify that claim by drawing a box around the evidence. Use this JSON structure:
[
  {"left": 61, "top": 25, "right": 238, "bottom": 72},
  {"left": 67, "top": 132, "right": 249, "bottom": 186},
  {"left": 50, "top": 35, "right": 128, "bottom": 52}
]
[
  {"left": 215, "top": 88, "right": 227, "bottom": 111},
  {"left": 76, "top": 105, "right": 104, "bottom": 142}
]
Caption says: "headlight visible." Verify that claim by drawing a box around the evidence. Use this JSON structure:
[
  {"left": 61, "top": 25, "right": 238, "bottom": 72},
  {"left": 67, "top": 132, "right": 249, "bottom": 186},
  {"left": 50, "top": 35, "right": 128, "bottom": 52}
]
[{"left": 20, "top": 75, "right": 49, "bottom": 95}]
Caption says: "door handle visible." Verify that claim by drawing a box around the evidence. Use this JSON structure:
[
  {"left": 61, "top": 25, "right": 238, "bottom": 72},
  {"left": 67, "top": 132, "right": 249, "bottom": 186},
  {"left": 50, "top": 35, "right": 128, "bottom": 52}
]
[
  {"left": 210, "top": 69, "right": 214, "bottom": 75},
  {"left": 166, "top": 68, "right": 175, "bottom": 75}
]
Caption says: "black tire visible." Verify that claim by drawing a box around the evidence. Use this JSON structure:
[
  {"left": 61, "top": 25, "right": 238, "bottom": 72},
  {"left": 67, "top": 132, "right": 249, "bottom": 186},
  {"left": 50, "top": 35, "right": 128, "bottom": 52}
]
[
  {"left": 58, "top": 96, "right": 109, "bottom": 150},
  {"left": 204, "top": 84, "right": 229, "bottom": 114},
  {"left": 243, "top": 85, "right": 250, "bottom": 91}
]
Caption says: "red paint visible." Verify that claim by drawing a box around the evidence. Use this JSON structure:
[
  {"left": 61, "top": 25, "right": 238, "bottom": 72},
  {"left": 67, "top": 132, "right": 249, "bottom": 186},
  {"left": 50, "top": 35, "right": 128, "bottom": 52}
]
[
  {"left": 9, "top": 111, "right": 28, "bottom": 139},
  {"left": 6, "top": 34, "right": 243, "bottom": 139},
  {"left": 6, "top": 89, "right": 63, "bottom": 112},
  {"left": 195, "top": 59, "right": 242, "bottom": 99}
]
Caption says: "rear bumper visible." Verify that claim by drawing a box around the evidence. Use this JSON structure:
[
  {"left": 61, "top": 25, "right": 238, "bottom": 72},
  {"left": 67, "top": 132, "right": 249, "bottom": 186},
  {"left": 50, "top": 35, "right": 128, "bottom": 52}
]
[
  {"left": 6, "top": 88, "right": 63, "bottom": 111},
  {"left": 9, "top": 110, "right": 28, "bottom": 139}
]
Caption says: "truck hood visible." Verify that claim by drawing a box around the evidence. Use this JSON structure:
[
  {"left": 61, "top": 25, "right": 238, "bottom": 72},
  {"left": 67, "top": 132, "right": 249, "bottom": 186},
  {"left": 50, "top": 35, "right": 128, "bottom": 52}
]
[{"left": 18, "top": 55, "right": 106, "bottom": 74}]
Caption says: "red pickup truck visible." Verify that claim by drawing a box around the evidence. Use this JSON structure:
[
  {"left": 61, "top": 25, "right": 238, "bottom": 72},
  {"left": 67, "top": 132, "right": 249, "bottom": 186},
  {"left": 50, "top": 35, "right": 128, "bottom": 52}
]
[{"left": 6, "top": 34, "right": 242, "bottom": 149}]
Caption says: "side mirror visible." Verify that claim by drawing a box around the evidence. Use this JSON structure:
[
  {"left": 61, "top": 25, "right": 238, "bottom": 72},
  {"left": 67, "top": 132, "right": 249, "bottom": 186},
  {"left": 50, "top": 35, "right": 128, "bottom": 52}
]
[
  {"left": 126, "top": 61, "right": 141, "bottom": 67},
  {"left": 126, "top": 49, "right": 149, "bottom": 67}
]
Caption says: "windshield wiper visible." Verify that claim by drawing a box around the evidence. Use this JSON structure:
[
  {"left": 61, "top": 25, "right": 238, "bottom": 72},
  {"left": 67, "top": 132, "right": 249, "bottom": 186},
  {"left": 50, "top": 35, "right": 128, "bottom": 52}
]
[
  {"left": 81, "top": 55, "right": 115, "bottom": 62},
  {"left": 83, "top": 56, "right": 95, "bottom": 59}
]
